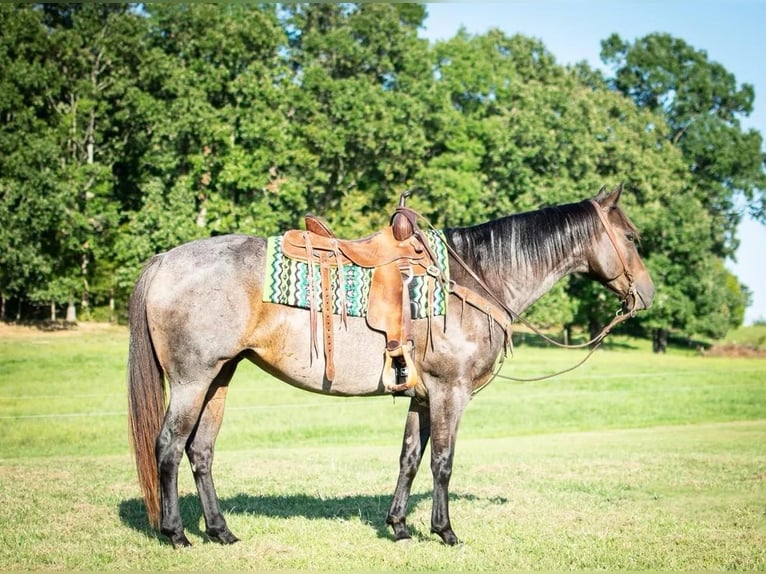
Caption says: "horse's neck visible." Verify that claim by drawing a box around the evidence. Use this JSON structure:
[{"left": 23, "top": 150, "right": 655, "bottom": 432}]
[
  {"left": 503, "top": 256, "right": 581, "bottom": 314},
  {"left": 447, "top": 208, "right": 591, "bottom": 315}
]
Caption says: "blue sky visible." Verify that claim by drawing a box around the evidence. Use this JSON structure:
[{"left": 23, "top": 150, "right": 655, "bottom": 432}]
[{"left": 419, "top": 1, "right": 766, "bottom": 325}]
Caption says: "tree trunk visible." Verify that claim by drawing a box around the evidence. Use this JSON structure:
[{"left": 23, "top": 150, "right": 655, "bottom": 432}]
[
  {"left": 66, "top": 300, "right": 77, "bottom": 323},
  {"left": 81, "top": 251, "right": 90, "bottom": 316},
  {"left": 51, "top": 301, "right": 57, "bottom": 322},
  {"left": 588, "top": 317, "right": 602, "bottom": 349},
  {"left": 652, "top": 328, "right": 668, "bottom": 353}
]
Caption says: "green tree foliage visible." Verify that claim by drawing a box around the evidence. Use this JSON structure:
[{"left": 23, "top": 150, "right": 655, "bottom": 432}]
[
  {"left": 601, "top": 32, "right": 766, "bottom": 256},
  {"left": 282, "top": 3, "right": 432, "bottom": 234},
  {"left": 0, "top": 4, "right": 151, "bottom": 319},
  {"left": 415, "top": 29, "right": 699, "bottom": 331},
  {"left": 112, "top": 3, "right": 298, "bottom": 294},
  {"left": 601, "top": 32, "right": 764, "bottom": 339},
  {"left": 0, "top": 4, "right": 761, "bottom": 342},
  {"left": 0, "top": 5, "right": 67, "bottom": 317},
  {"left": 40, "top": 4, "right": 152, "bottom": 318}
]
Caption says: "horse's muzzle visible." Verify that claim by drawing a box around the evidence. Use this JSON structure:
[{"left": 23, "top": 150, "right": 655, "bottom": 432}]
[{"left": 629, "top": 275, "right": 655, "bottom": 311}]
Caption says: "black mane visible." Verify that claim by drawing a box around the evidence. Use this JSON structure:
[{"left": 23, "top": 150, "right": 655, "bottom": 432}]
[{"left": 445, "top": 200, "right": 601, "bottom": 278}]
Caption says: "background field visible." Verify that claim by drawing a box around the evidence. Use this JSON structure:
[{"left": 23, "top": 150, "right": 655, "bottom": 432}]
[{"left": 0, "top": 323, "right": 764, "bottom": 570}]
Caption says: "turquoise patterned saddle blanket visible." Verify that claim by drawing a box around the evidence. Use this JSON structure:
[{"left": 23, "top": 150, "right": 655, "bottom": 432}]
[{"left": 262, "top": 229, "right": 449, "bottom": 319}]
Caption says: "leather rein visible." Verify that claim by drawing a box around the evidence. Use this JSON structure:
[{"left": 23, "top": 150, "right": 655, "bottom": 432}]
[{"left": 418, "top": 200, "right": 638, "bottom": 387}]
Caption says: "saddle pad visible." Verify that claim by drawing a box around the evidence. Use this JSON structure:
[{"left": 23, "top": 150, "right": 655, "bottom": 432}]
[{"left": 262, "top": 229, "right": 449, "bottom": 319}]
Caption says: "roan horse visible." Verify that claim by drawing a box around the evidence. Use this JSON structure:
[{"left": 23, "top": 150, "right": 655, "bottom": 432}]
[{"left": 128, "top": 184, "right": 654, "bottom": 548}]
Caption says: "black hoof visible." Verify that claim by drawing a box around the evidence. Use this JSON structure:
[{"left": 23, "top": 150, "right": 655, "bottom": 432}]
[
  {"left": 207, "top": 528, "right": 240, "bottom": 545},
  {"left": 434, "top": 528, "right": 459, "bottom": 546},
  {"left": 168, "top": 533, "right": 193, "bottom": 548},
  {"left": 387, "top": 517, "right": 412, "bottom": 542}
]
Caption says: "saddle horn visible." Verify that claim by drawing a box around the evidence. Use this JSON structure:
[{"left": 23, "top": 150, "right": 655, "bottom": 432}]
[{"left": 392, "top": 189, "right": 418, "bottom": 241}]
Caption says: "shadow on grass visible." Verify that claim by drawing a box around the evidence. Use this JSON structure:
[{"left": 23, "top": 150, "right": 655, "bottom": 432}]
[{"left": 119, "top": 490, "right": 507, "bottom": 545}]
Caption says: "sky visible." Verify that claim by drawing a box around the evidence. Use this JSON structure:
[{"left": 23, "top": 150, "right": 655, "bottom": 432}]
[{"left": 419, "top": 1, "right": 766, "bottom": 325}]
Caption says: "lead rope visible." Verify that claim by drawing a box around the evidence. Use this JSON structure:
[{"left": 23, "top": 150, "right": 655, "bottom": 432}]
[{"left": 472, "top": 305, "right": 634, "bottom": 395}]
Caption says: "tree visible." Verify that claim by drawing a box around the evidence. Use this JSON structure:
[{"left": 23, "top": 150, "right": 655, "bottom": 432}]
[
  {"left": 420, "top": 29, "right": 698, "bottom": 332},
  {"left": 601, "top": 32, "right": 766, "bottom": 256},
  {"left": 0, "top": 5, "right": 70, "bottom": 319},
  {"left": 0, "top": 6, "right": 761, "bottom": 340},
  {"left": 281, "top": 3, "right": 433, "bottom": 235},
  {"left": 113, "top": 4, "right": 298, "bottom": 290},
  {"left": 10, "top": 4, "right": 151, "bottom": 320},
  {"left": 601, "top": 33, "right": 764, "bottom": 344}
]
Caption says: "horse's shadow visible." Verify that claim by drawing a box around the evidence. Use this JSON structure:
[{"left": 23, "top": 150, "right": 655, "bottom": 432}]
[{"left": 119, "top": 491, "right": 506, "bottom": 544}]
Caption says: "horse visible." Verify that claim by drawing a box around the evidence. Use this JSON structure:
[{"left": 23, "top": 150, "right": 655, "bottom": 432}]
[{"left": 127, "top": 184, "right": 654, "bottom": 548}]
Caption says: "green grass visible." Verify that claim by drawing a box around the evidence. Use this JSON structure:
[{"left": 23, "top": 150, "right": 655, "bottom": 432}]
[{"left": 0, "top": 325, "right": 765, "bottom": 569}]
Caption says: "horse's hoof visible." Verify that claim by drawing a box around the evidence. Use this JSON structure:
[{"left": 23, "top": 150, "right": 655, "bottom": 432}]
[
  {"left": 388, "top": 520, "right": 412, "bottom": 542},
  {"left": 169, "top": 533, "right": 193, "bottom": 549},
  {"left": 207, "top": 528, "right": 240, "bottom": 545},
  {"left": 435, "top": 529, "right": 459, "bottom": 546}
]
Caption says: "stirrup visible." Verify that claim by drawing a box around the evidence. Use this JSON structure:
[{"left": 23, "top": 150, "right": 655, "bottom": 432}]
[{"left": 382, "top": 341, "right": 419, "bottom": 392}]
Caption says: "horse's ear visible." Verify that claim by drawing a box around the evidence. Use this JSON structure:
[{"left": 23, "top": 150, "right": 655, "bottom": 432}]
[{"left": 595, "top": 183, "right": 623, "bottom": 208}]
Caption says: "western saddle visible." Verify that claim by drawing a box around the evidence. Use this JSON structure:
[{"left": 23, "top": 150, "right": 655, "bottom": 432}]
[{"left": 280, "top": 193, "right": 446, "bottom": 393}]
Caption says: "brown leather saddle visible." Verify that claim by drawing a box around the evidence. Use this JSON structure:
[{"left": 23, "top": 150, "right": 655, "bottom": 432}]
[{"left": 280, "top": 198, "right": 445, "bottom": 392}]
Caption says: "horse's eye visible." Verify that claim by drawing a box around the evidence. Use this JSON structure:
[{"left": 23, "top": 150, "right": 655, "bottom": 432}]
[{"left": 626, "top": 232, "right": 636, "bottom": 243}]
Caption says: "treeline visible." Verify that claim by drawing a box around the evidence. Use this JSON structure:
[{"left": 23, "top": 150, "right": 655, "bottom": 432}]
[{"left": 1, "top": 4, "right": 764, "bottom": 343}]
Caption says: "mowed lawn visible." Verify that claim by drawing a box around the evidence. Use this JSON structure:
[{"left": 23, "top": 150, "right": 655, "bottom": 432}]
[{"left": 0, "top": 323, "right": 764, "bottom": 570}]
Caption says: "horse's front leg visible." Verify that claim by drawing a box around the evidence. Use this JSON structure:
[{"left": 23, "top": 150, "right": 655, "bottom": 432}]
[
  {"left": 386, "top": 398, "right": 430, "bottom": 541},
  {"left": 428, "top": 385, "right": 470, "bottom": 545}
]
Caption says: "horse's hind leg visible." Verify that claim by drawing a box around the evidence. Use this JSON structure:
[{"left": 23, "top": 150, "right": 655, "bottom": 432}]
[
  {"left": 386, "top": 398, "right": 430, "bottom": 541},
  {"left": 185, "top": 359, "right": 240, "bottom": 545},
  {"left": 156, "top": 379, "right": 210, "bottom": 548}
]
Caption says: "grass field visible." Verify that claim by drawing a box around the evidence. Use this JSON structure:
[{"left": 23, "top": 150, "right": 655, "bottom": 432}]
[{"left": 0, "top": 323, "right": 764, "bottom": 570}]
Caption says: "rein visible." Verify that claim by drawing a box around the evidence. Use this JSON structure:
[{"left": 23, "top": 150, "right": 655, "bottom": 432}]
[{"left": 404, "top": 200, "right": 638, "bottom": 388}]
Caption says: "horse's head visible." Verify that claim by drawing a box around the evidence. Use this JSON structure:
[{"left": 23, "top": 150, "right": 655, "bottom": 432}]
[{"left": 586, "top": 184, "right": 655, "bottom": 313}]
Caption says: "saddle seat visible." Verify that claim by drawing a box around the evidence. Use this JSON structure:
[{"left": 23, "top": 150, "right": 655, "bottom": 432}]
[{"left": 279, "top": 203, "right": 441, "bottom": 393}]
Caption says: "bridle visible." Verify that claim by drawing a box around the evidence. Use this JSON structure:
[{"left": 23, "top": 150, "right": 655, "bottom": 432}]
[{"left": 588, "top": 199, "right": 638, "bottom": 312}]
